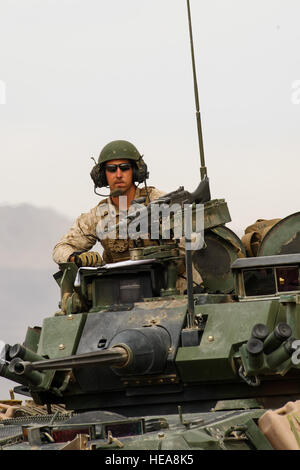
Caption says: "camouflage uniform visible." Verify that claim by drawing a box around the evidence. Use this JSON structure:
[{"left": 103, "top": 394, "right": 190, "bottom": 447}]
[
  {"left": 53, "top": 186, "right": 163, "bottom": 264},
  {"left": 53, "top": 185, "right": 202, "bottom": 293}
]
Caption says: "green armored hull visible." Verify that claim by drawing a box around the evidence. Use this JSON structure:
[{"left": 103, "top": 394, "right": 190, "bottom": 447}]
[{"left": 2, "top": 230, "right": 300, "bottom": 450}]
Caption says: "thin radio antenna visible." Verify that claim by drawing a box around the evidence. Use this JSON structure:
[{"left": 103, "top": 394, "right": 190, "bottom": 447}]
[{"left": 186, "top": 0, "right": 207, "bottom": 180}]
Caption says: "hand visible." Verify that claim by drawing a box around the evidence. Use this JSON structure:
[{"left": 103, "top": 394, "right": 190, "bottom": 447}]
[{"left": 69, "top": 251, "right": 102, "bottom": 267}]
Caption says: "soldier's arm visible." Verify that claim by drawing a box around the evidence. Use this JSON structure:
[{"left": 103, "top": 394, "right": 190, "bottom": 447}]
[{"left": 52, "top": 206, "right": 100, "bottom": 264}]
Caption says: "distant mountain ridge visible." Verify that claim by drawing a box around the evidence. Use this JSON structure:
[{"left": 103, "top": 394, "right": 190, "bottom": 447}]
[{"left": 0, "top": 203, "right": 73, "bottom": 269}]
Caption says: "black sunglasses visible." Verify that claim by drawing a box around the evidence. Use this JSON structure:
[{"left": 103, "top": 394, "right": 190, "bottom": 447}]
[{"left": 105, "top": 163, "right": 132, "bottom": 173}]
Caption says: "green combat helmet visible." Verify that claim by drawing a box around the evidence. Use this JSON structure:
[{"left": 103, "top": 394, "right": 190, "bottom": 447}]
[
  {"left": 99, "top": 140, "right": 141, "bottom": 165},
  {"left": 90, "top": 139, "right": 149, "bottom": 188}
]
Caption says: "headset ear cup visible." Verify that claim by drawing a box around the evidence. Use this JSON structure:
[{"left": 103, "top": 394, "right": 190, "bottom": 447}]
[
  {"left": 99, "top": 167, "right": 108, "bottom": 187},
  {"left": 141, "top": 161, "right": 149, "bottom": 181},
  {"left": 90, "top": 163, "right": 101, "bottom": 187},
  {"left": 132, "top": 163, "right": 138, "bottom": 183},
  {"left": 133, "top": 159, "right": 149, "bottom": 183},
  {"left": 90, "top": 163, "right": 108, "bottom": 188}
]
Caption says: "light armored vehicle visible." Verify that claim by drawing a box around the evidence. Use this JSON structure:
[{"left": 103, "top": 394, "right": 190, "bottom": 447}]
[
  {"left": 1, "top": 0, "right": 300, "bottom": 451},
  {"left": 1, "top": 187, "right": 300, "bottom": 450}
]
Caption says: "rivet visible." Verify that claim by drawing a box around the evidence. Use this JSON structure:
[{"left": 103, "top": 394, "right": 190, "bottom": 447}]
[
  {"left": 158, "top": 432, "right": 165, "bottom": 439},
  {"left": 59, "top": 344, "right": 65, "bottom": 350},
  {"left": 208, "top": 335, "right": 215, "bottom": 342},
  {"left": 67, "top": 315, "right": 73, "bottom": 320}
]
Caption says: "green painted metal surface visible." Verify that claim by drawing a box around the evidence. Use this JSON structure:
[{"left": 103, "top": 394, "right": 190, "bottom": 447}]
[
  {"left": 176, "top": 300, "right": 279, "bottom": 381},
  {"left": 193, "top": 225, "right": 246, "bottom": 294},
  {"left": 258, "top": 212, "right": 300, "bottom": 256},
  {"left": 37, "top": 314, "right": 86, "bottom": 358}
]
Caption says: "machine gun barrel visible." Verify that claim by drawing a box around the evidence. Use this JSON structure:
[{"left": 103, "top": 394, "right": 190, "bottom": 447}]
[
  {"left": 153, "top": 177, "right": 210, "bottom": 206},
  {"left": 11, "top": 347, "right": 128, "bottom": 374}
]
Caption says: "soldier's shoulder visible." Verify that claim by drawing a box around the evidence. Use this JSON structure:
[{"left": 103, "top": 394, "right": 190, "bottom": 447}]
[
  {"left": 75, "top": 198, "right": 112, "bottom": 221},
  {"left": 96, "top": 197, "right": 110, "bottom": 206},
  {"left": 93, "top": 197, "right": 116, "bottom": 217}
]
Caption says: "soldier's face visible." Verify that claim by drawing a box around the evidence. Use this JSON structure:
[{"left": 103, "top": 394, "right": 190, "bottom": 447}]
[{"left": 105, "top": 159, "right": 134, "bottom": 193}]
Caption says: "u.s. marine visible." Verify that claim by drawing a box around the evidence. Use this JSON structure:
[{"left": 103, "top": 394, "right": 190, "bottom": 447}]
[{"left": 53, "top": 140, "right": 202, "bottom": 293}]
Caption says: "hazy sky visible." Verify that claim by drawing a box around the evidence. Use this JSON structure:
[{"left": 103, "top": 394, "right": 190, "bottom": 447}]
[{"left": 0, "top": 0, "right": 299, "bottom": 234}]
